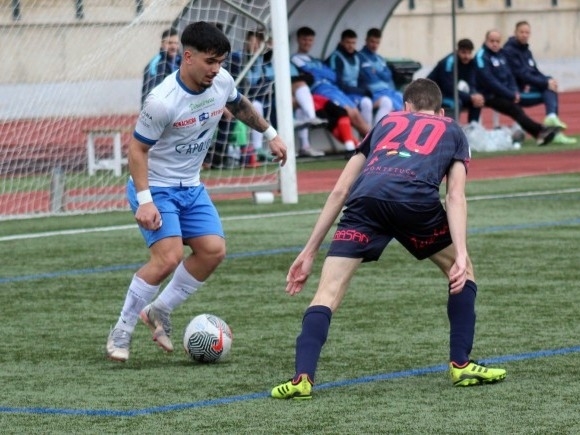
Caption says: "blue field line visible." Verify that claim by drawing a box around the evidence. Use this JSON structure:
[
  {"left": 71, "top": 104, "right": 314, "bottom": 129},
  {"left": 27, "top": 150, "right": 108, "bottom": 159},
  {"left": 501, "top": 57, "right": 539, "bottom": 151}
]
[
  {"left": 0, "top": 246, "right": 317, "bottom": 284},
  {"left": 1, "top": 345, "right": 580, "bottom": 417},
  {"left": 469, "top": 217, "right": 580, "bottom": 234},
  {"left": 2, "top": 218, "right": 580, "bottom": 285}
]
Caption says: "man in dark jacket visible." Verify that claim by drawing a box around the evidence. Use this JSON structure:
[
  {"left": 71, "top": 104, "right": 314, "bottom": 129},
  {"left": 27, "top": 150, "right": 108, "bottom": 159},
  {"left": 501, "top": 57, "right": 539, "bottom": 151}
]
[
  {"left": 503, "top": 21, "right": 576, "bottom": 144},
  {"left": 325, "top": 29, "right": 374, "bottom": 127},
  {"left": 474, "top": 29, "right": 558, "bottom": 146},
  {"left": 427, "top": 38, "right": 484, "bottom": 123},
  {"left": 141, "top": 28, "right": 182, "bottom": 106}
]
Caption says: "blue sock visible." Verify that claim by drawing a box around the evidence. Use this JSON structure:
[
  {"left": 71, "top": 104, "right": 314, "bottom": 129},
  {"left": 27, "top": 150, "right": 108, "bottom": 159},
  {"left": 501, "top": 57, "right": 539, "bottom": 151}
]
[
  {"left": 447, "top": 280, "right": 477, "bottom": 365},
  {"left": 295, "top": 305, "right": 332, "bottom": 383}
]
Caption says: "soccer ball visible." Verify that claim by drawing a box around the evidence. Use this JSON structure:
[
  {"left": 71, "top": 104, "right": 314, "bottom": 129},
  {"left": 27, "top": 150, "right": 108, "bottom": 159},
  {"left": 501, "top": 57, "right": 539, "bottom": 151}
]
[
  {"left": 183, "top": 314, "right": 233, "bottom": 363},
  {"left": 457, "top": 80, "right": 470, "bottom": 93}
]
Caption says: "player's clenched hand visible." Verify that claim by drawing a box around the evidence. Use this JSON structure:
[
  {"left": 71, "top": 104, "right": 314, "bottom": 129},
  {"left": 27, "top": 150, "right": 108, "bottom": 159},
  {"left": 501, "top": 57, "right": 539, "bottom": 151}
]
[
  {"left": 268, "top": 136, "right": 288, "bottom": 166},
  {"left": 135, "top": 202, "right": 163, "bottom": 231},
  {"left": 285, "top": 254, "right": 314, "bottom": 295}
]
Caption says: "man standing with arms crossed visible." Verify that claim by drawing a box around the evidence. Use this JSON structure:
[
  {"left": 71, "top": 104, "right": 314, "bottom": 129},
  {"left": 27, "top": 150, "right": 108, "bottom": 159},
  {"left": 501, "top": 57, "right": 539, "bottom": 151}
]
[
  {"left": 271, "top": 78, "right": 505, "bottom": 399},
  {"left": 106, "top": 22, "right": 287, "bottom": 362}
]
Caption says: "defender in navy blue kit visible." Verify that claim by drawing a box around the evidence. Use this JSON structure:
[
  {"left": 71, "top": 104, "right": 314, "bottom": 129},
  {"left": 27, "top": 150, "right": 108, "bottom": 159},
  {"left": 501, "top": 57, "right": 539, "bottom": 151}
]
[{"left": 271, "top": 78, "right": 506, "bottom": 400}]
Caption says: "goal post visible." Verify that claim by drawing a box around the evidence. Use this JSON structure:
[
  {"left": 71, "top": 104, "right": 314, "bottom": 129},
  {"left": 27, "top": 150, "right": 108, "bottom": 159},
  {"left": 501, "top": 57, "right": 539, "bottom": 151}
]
[
  {"left": 0, "top": 0, "right": 297, "bottom": 219},
  {"left": 270, "top": 0, "right": 298, "bottom": 204}
]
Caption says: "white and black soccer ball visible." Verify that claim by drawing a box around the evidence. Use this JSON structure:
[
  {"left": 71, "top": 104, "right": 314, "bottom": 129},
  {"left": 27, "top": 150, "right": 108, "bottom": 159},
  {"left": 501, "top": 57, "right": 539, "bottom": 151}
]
[{"left": 183, "top": 314, "right": 233, "bottom": 363}]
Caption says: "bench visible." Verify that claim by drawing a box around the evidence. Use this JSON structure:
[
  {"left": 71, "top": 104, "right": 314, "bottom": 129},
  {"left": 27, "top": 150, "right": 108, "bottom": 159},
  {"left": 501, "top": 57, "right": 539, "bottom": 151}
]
[{"left": 85, "top": 127, "right": 130, "bottom": 176}]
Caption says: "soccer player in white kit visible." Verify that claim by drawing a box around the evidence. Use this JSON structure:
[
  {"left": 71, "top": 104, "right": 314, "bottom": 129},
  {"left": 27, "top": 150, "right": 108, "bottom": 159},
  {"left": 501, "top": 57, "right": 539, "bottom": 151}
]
[{"left": 106, "top": 22, "right": 287, "bottom": 362}]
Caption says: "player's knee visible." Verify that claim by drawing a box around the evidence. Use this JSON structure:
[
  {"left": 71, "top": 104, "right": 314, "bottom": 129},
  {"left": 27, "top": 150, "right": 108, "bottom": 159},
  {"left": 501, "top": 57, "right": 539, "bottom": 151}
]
[
  {"left": 198, "top": 240, "right": 227, "bottom": 268},
  {"left": 360, "top": 97, "right": 373, "bottom": 112},
  {"left": 379, "top": 97, "right": 393, "bottom": 112},
  {"left": 152, "top": 252, "right": 183, "bottom": 278}
]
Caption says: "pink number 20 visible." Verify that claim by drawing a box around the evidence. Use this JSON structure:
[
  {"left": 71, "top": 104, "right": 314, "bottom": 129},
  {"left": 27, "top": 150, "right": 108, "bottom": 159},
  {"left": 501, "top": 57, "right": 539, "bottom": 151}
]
[{"left": 374, "top": 116, "right": 446, "bottom": 155}]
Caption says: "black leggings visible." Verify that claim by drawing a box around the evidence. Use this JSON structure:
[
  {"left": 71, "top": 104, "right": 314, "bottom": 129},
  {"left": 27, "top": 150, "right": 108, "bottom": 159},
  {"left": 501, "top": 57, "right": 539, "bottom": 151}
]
[{"left": 484, "top": 96, "right": 542, "bottom": 137}]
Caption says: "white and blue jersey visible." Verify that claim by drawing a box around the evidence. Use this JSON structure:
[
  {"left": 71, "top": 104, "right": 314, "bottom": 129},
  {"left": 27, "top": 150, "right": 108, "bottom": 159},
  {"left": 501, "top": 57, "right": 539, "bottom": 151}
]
[{"left": 135, "top": 68, "right": 241, "bottom": 187}]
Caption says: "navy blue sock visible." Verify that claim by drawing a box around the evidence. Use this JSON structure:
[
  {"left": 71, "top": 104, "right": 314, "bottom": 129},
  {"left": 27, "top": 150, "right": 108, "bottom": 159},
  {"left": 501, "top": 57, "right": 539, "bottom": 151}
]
[
  {"left": 294, "top": 305, "right": 332, "bottom": 383},
  {"left": 447, "top": 280, "right": 477, "bottom": 365}
]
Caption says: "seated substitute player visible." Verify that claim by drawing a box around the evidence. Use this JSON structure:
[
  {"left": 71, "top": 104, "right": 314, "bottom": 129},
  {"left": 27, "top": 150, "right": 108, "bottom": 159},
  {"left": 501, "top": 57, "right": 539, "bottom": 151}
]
[
  {"left": 474, "top": 29, "right": 558, "bottom": 146},
  {"left": 427, "top": 38, "right": 484, "bottom": 123},
  {"left": 229, "top": 30, "right": 276, "bottom": 158},
  {"left": 325, "top": 29, "right": 374, "bottom": 127},
  {"left": 291, "top": 26, "right": 370, "bottom": 150},
  {"left": 271, "top": 78, "right": 506, "bottom": 400},
  {"left": 291, "top": 62, "right": 360, "bottom": 156},
  {"left": 357, "top": 27, "right": 404, "bottom": 125},
  {"left": 503, "top": 21, "right": 576, "bottom": 144},
  {"left": 106, "top": 22, "right": 287, "bottom": 363}
]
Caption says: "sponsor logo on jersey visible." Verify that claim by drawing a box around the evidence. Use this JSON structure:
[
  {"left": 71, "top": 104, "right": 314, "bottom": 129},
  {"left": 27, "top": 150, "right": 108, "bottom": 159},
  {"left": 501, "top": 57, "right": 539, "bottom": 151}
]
[
  {"left": 410, "top": 224, "right": 449, "bottom": 250},
  {"left": 173, "top": 117, "right": 197, "bottom": 128},
  {"left": 139, "top": 110, "right": 153, "bottom": 128},
  {"left": 189, "top": 97, "right": 215, "bottom": 112},
  {"left": 174, "top": 129, "right": 212, "bottom": 155},
  {"left": 175, "top": 138, "right": 213, "bottom": 155},
  {"left": 210, "top": 108, "right": 224, "bottom": 117},
  {"left": 199, "top": 112, "right": 210, "bottom": 126},
  {"left": 332, "top": 229, "right": 370, "bottom": 244}
]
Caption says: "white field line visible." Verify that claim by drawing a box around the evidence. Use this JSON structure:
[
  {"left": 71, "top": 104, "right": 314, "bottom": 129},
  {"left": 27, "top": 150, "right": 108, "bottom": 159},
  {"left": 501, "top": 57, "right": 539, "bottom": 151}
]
[
  {"left": 0, "top": 209, "right": 322, "bottom": 242},
  {"left": 1, "top": 187, "right": 579, "bottom": 243}
]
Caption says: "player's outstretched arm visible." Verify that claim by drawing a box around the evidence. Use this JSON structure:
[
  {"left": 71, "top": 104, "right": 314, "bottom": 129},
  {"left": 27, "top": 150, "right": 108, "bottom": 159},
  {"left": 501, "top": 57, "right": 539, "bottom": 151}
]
[
  {"left": 226, "top": 95, "right": 287, "bottom": 165},
  {"left": 285, "top": 153, "right": 366, "bottom": 295},
  {"left": 445, "top": 161, "right": 468, "bottom": 294},
  {"left": 285, "top": 251, "right": 315, "bottom": 295}
]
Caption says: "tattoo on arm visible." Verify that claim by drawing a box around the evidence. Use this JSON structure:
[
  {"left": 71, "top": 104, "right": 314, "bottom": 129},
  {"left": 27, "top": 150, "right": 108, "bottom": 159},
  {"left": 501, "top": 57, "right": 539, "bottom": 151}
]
[{"left": 226, "top": 96, "right": 269, "bottom": 132}]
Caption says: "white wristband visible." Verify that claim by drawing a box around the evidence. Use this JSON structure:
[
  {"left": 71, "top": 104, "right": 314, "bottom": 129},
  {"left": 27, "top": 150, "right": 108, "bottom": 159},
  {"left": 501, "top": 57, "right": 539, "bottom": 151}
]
[
  {"left": 263, "top": 125, "right": 277, "bottom": 141},
  {"left": 136, "top": 189, "right": 153, "bottom": 205}
]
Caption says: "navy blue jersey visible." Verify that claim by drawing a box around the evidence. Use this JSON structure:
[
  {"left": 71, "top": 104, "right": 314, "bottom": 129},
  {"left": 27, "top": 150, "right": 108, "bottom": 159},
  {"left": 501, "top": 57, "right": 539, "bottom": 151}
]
[
  {"left": 427, "top": 53, "right": 478, "bottom": 105},
  {"left": 348, "top": 111, "right": 470, "bottom": 204}
]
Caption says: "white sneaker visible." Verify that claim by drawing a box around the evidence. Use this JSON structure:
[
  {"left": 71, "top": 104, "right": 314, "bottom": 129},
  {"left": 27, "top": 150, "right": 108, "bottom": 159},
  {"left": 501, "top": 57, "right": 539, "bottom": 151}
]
[
  {"left": 293, "top": 117, "right": 328, "bottom": 130},
  {"left": 307, "top": 117, "right": 328, "bottom": 127},
  {"left": 299, "top": 147, "right": 325, "bottom": 157},
  {"left": 106, "top": 328, "right": 132, "bottom": 362},
  {"left": 293, "top": 119, "right": 310, "bottom": 129},
  {"left": 140, "top": 304, "right": 174, "bottom": 352}
]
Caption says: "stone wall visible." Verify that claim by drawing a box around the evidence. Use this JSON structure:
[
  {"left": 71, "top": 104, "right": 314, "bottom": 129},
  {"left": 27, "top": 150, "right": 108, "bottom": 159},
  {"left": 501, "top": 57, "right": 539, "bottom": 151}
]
[
  {"left": 0, "top": 0, "right": 578, "bottom": 119},
  {"left": 381, "top": 0, "right": 580, "bottom": 63}
]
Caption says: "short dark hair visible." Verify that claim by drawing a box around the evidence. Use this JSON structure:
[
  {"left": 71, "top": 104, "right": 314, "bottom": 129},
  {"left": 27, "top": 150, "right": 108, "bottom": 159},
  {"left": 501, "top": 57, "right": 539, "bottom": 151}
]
[
  {"left": 341, "top": 29, "right": 357, "bottom": 40},
  {"left": 161, "top": 28, "right": 178, "bottom": 40},
  {"left": 403, "top": 78, "right": 442, "bottom": 112},
  {"left": 515, "top": 20, "right": 530, "bottom": 30},
  {"left": 366, "top": 28, "right": 382, "bottom": 39},
  {"left": 297, "top": 26, "right": 315, "bottom": 38},
  {"left": 246, "top": 30, "right": 265, "bottom": 42},
  {"left": 181, "top": 21, "right": 231, "bottom": 56},
  {"left": 457, "top": 38, "right": 474, "bottom": 51}
]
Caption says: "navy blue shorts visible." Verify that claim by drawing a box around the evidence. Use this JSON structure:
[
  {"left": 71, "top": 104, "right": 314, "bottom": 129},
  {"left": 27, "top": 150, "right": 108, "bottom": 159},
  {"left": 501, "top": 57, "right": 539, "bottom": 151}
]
[{"left": 327, "top": 197, "right": 452, "bottom": 262}]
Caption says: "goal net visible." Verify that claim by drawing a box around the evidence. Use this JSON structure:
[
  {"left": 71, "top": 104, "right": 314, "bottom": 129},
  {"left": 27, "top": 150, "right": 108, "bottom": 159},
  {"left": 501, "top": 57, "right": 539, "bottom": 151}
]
[{"left": 0, "top": 0, "right": 295, "bottom": 219}]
